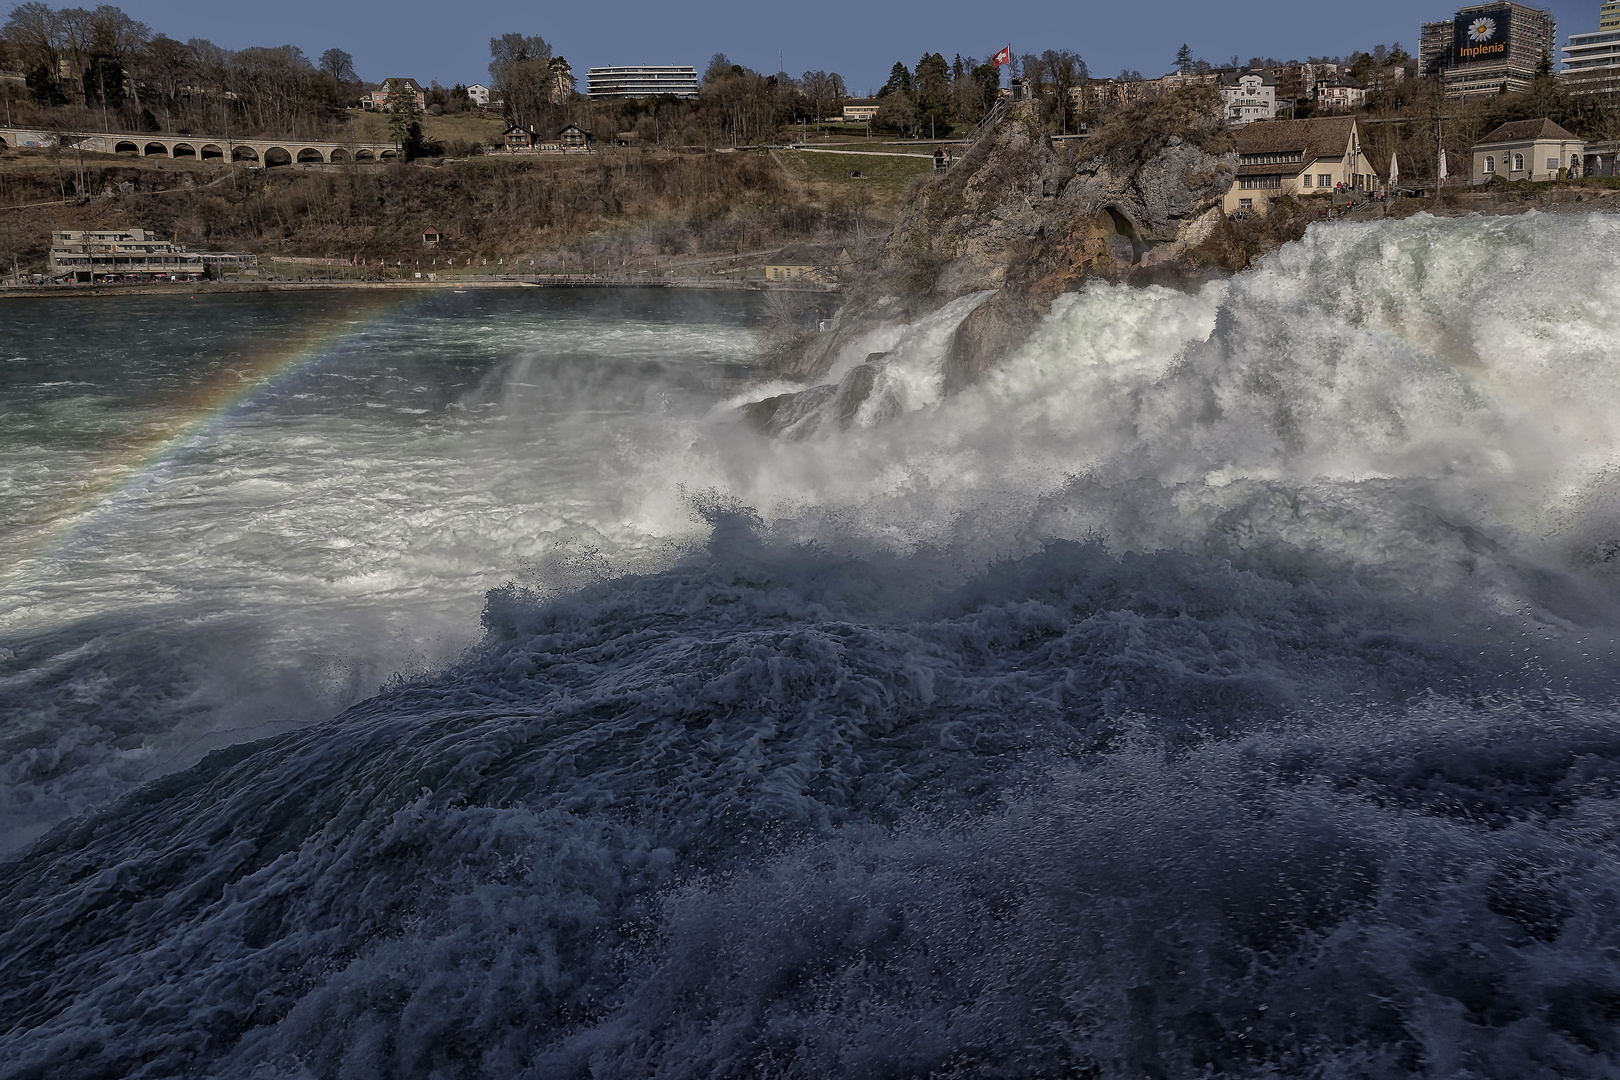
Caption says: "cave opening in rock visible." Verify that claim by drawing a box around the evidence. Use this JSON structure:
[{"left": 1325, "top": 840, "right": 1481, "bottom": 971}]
[{"left": 1097, "top": 207, "right": 1144, "bottom": 269}]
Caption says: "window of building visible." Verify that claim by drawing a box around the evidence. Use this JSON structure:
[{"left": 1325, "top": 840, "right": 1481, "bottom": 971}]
[
  {"left": 1302, "top": 174, "right": 1313, "bottom": 187},
  {"left": 1514, "top": 153, "right": 1524, "bottom": 171},
  {"left": 1485, "top": 155, "right": 1495, "bottom": 173},
  {"left": 1319, "top": 174, "right": 1331, "bottom": 187},
  {"left": 1574, "top": 154, "right": 1582, "bottom": 168},
  {"left": 1548, "top": 158, "right": 1558, "bottom": 171},
  {"left": 1239, "top": 198, "right": 1253, "bottom": 209}
]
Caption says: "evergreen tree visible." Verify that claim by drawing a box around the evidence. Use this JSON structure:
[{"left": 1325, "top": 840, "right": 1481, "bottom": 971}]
[
  {"left": 1176, "top": 43, "right": 1193, "bottom": 73},
  {"left": 385, "top": 78, "right": 423, "bottom": 144},
  {"left": 878, "top": 61, "right": 912, "bottom": 97},
  {"left": 914, "top": 51, "right": 951, "bottom": 132}
]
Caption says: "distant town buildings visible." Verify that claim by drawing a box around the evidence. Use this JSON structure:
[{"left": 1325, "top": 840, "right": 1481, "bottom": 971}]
[
  {"left": 586, "top": 66, "right": 699, "bottom": 99},
  {"left": 1313, "top": 73, "right": 1367, "bottom": 111},
  {"left": 1562, "top": 0, "right": 1620, "bottom": 95},
  {"left": 557, "top": 124, "right": 593, "bottom": 148},
  {"left": 1259, "top": 62, "right": 1331, "bottom": 103},
  {"left": 48, "top": 229, "right": 252, "bottom": 283},
  {"left": 362, "top": 78, "right": 426, "bottom": 111},
  {"left": 1471, "top": 117, "right": 1585, "bottom": 179},
  {"left": 1217, "top": 71, "right": 1277, "bottom": 125},
  {"left": 1420, "top": 3, "right": 1557, "bottom": 98},
  {"left": 498, "top": 124, "right": 596, "bottom": 153},
  {"left": 1224, "top": 116, "right": 1376, "bottom": 214},
  {"left": 842, "top": 98, "right": 880, "bottom": 122},
  {"left": 765, "top": 244, "right": 851, "bottom": 283}
]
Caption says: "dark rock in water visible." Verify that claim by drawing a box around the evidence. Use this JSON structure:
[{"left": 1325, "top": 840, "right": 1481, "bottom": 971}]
[
  {"left": 943, "top": 291, "right": 1039, "bottom": 396},
  {"left": 745, "top": 359, "right": 896, "bottom": 439}
]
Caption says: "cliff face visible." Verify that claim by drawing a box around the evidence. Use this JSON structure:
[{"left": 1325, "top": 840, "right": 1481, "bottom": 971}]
[{"left": 763, "top": 90, "right": 1239, "bottom": 427}]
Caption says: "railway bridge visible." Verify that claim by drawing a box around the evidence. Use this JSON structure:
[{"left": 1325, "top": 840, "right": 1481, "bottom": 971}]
[{"left": 0, "top": 126, "right": 401, "bottom": 164}]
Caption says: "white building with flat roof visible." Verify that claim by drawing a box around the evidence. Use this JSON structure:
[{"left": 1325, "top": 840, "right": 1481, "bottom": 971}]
[
  {"left": 587, "top": 66, "right": 699, "bottom": 99},
  {"left": 842, "top": 97, "right": 879, "bottom": 121},
  {"left": 1562, "top": 0, "right": 1620, "bottom": 94}
]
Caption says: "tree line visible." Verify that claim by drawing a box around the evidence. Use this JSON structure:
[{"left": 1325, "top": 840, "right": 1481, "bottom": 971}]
[{"left": 0, "top": 2, "right": 362, "bottom": 138}]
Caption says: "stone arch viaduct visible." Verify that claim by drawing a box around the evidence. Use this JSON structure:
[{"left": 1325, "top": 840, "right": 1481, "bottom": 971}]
[{"left": 0, "top": 127, "right": 402, "bottom": 165}]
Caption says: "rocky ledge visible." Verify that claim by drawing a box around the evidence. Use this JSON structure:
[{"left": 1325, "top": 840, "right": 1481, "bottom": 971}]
[{"left": 752, "top": 87, "right": 1247, "bottom": 436}]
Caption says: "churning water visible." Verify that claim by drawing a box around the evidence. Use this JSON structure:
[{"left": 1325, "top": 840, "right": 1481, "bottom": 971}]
[{"left": 5, "top": 213, "right": 1620, "bottom": 1078}]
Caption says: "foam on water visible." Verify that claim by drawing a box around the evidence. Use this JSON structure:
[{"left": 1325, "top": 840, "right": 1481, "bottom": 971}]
[
  {"left": 0, "top": 290, "right": 759, "bottom": 853},
  {"left": 5, "top": 214, "right": 1620, "bottom": 1077}
]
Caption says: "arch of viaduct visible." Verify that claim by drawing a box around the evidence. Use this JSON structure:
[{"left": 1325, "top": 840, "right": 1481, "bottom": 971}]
[{"left": 0, "top": 127, "right": 400, "bottom": 165}]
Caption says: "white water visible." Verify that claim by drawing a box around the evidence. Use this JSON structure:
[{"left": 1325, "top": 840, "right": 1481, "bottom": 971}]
[
  {"left": 4, "top": 213, "right": 1620, "bottom": 1078},
  {"left": 0, "top": 290, "right": 760, "bottom": 853}
]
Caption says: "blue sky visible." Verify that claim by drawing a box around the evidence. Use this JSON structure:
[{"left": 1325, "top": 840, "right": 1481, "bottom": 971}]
[{"left": 71, "top": 0, "right": 1601, "bottom": 92}]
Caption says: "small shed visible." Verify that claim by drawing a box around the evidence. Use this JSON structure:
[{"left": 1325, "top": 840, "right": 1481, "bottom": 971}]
[
  {"left": 503, "top": 125, "right": 532, "bottom": 150},
  {"left": 422, "top": 227, "right": 441, "bottom": 246},
  {"left": 557, "top": 124, "right": 594, "bottom": 149}
]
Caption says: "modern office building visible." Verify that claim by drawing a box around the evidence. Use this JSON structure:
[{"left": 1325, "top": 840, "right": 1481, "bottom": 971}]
[
  {"left": 1419, "top": 3, "right": 1557, "bottom": 97},
  {"left": 1420, "top": 20, "right": 1455, "bottom": 76},
  {"left": 586, "top": 66, "right": 699, "bottom": 99},
  {"left": 1562, "top": 0, "right": 1620, "bottom": 95}
]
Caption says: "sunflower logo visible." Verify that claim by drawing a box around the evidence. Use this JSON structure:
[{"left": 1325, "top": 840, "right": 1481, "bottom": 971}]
[{"left": 1468, "top": 17, "right": 1497, "bottom": 42}]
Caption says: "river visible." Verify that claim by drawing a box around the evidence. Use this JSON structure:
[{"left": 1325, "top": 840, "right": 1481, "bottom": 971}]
[{"left": 3, "top": 212, "right": 1620, "bottom": 1077}]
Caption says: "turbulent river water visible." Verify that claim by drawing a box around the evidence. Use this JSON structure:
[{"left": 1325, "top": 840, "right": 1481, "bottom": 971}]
[{"left": 5, "top": 212, "right": 1620, "bottom": 1078}]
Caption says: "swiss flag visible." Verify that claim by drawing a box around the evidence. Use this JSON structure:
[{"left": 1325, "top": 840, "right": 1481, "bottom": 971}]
[{"left": 992, "top": 45, "right": 1012, "bottom": 67}]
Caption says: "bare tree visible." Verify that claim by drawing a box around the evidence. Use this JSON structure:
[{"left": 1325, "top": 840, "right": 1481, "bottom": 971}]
[
  {"left": 801, "top": 69, "right": 838, "bottom": 122},
  {"left": 133, "top": 34, "right": 193, "bottom": 130},
  {"left": 3, "top": 1, "right": 63, "bottom": 102},
  {"left": 489, "top": 32, "right": 552, "bottom": 129},
  {"left": 1041, "top": 49, "right": 1085, "bottom": 134},
  {"left": 319, "top": 47, "right": 356, "bottom": 85}
]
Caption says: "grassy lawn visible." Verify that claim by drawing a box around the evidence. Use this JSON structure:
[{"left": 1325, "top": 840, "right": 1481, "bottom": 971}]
[
  {"left": 341, "top": 109, "right": 509, "bottom": 148},
  {"left": 772, "top": 148, "right": 934, "bottom": 210}
]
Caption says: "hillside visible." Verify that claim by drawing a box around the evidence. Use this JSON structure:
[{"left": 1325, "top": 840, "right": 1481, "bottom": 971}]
[{"left": 0, "top": 146, "right": 874, "bottom": 277}]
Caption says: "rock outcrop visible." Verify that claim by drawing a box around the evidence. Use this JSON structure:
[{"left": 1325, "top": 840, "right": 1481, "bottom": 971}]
[{"left": 759, "top": 87, "right": 1240, "bottom": 430}]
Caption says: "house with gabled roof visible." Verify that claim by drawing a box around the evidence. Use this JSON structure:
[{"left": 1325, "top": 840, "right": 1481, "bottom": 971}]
[
  {"left": 1223, "top": 116, "right": 1378, "bottom": 214},
  {"left": 1472, "top": 118, "right": 1585, "bottom": 182},
  {"left": 765, "top": 243, "right": 851, "bottom": 283},
  {"left": 362, "top": 77, "right": 425, "bottom": 111},
  {"left": 1313, "top": 73, "right": 1366, "bottom": 113}
]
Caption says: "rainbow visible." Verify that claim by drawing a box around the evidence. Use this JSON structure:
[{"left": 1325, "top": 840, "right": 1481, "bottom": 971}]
[{"left": 2, "top": 288, "right": 434, "bottom": 584}]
